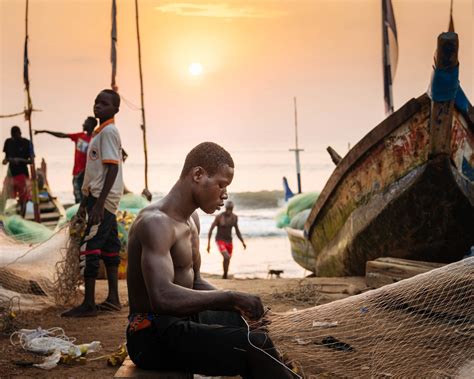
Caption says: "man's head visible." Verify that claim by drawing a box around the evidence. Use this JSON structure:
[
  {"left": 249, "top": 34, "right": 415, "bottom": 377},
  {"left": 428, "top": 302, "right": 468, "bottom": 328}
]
[
  {"left": 94, "top": 89, "right": 120, "bottom": 121},
  {"left": 224, "top": 200, "right": 234, "bottom": 215},
  {"left": 181, "top": 142, "right": 235, "bottom": 214},
  {"left": 11, "top": 126, "right": 21, "bottom": 139},
  {"left": 83, "top": 116, "right": 98, "bottom": 135}
]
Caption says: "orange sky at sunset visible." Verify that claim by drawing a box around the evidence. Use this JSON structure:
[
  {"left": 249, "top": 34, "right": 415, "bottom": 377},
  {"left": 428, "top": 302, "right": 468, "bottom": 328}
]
[{"left": 1, "top": 0, "right": 473, "bottom": 192}]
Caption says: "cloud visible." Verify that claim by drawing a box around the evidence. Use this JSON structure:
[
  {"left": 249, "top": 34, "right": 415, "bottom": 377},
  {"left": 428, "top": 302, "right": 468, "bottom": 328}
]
[{"left": 155, "top": 3, "right": 286, "bottom": 19}]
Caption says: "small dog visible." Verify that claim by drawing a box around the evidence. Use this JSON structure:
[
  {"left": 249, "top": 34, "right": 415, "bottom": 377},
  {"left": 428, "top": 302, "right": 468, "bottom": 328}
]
[{"left": 267, "top": 269, "right": 284, "bottom": 279}]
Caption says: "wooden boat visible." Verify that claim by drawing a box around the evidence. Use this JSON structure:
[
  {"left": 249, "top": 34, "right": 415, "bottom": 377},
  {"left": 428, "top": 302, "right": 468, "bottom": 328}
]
[
  {"left": 302, "top": 32, "right": 474, "bottom": 276},
  {"left": 286, "top": 226, "right": 316, "bottom": 272},
  {"left": 3, "top": 159, "right": 66, "bottom": 229}
]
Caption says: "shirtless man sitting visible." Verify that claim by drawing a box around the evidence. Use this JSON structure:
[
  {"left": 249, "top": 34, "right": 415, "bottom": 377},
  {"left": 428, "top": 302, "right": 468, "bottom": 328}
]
[{"left": 126, "top": 142, "right": 294, "bottom": 378}]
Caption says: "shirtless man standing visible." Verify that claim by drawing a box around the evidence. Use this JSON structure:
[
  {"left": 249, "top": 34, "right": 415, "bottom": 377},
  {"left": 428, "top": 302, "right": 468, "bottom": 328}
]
[
  {"left": 207, "top": 200, "right": 246, "bottom": 279},
  {"left": 126, "top": 142, "right": 294, "bottom": 378}
]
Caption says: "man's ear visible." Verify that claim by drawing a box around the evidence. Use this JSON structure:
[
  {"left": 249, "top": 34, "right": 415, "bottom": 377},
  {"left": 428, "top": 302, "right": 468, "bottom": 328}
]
[{"left": 192, "top": 166, "right": 206, "bottom": 183}]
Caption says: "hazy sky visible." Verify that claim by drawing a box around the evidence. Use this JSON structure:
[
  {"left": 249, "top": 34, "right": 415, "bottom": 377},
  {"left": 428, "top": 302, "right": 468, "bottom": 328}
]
[{"left": 1, "top": 0, "right": 473, "bottom": 189}]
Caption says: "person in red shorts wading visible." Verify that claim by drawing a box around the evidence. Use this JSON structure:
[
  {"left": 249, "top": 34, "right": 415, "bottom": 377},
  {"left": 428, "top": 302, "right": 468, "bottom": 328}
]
[{"left": 207, "top": 200, "right": 246, "bottom": 279}]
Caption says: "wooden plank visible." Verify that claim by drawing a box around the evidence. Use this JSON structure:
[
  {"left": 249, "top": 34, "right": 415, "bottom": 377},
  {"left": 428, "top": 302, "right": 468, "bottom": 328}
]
[
  {"left": 114, "top": 357, "right": 192, "bottom": 378},
  {"left": 366, "top": 257, "right": 445, "bottom": 289},
  {"left": 114, "top": 357, "right": 240, "bottom": 379}
]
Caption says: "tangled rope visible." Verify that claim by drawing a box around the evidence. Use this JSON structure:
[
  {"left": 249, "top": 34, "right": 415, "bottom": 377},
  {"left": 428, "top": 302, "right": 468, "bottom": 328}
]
[
  {"left": 52, "top": 215, "right": 86, "bottom": 306},
  {"left": 0, "top": 294, "right": 22, "bottom": 335}
]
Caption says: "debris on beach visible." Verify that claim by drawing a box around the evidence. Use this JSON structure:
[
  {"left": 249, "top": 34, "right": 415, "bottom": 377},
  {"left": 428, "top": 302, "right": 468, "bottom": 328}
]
[{"left": 10, "top": 327, "right": 101, "bottom": 370}]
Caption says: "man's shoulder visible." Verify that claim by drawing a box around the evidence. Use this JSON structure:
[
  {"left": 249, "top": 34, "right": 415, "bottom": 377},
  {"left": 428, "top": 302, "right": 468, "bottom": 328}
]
[
  {"left": 134, "top": 207, "right": 178, "bottom": 246},
  {"left": 103, "top": 123, "right": 120, "bottom": 137},
  {"left": 136, "top": 207, "right": 175, "bottom": 231}
]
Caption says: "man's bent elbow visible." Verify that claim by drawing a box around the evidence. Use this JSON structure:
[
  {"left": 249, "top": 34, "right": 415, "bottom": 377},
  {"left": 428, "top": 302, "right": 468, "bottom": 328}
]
[{"left": 149, "top": 296, "right": 182, "bottom": 316}]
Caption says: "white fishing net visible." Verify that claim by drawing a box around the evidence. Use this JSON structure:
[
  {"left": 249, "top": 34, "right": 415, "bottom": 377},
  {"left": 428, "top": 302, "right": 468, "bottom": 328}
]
[
  {"left": 269, "top": 258, "right": 474, "bottom": 378},
  {"left": 0, "top": 224, "right": 82, "bottom": 314}
]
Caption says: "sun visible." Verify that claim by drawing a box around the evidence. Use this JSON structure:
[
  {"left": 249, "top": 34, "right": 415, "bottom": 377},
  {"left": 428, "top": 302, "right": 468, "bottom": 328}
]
[{"left": 188, "top": 62, "right": 203, "bottom": 76}]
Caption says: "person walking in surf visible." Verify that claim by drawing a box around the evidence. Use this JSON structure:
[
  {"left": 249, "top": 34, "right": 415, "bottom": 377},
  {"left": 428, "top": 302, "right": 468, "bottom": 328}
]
[{"left": 207, "top": 200, "right": 246, "bottom": 279}]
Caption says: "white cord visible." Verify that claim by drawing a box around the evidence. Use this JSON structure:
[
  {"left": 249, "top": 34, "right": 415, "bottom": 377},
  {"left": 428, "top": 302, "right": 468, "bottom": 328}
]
[
  {"left": 241, "top": 315, "right": 302, "bottom": 379},
  {"left": 10, "top": 327, "right": 76, "bottom": 350}
]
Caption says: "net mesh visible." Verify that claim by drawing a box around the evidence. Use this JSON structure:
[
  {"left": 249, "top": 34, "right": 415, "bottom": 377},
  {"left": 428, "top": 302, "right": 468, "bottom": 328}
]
[
  {"left": 0, "top": 224, "right": 81, "bottom": 315},
  {"left": 268, "top": 257, "right": 474, "bottom": 378}
]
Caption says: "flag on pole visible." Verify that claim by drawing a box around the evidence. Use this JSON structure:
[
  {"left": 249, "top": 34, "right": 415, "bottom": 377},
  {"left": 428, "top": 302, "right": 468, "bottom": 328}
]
[
  {"left": 382, "top": 0, "right": 398, "bottom": 115},
  {"left": 111, "top": 0, "right": 118, "bottom": 91},
  {"left": 448, "top": 0, "right": 455, "bottom": 32}
]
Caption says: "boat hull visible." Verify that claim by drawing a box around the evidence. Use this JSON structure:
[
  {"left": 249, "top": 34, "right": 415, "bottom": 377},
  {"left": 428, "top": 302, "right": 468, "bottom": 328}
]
[
  {"left": 286, "top": 227, "right": 317, "bottom": 272},
  {"left": 304, "top": 95, "right": 474, "bottom": 276}
]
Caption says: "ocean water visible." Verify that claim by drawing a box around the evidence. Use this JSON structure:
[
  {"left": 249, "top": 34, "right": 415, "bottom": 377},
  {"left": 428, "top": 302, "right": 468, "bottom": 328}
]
[{"left": 197, "top": 208, "right": 307, "bottom": 278}]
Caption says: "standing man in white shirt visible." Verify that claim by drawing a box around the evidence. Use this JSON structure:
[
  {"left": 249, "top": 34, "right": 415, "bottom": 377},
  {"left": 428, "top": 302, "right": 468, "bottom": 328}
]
[{"left": 62, "top": 89, "right": 124, "bottom": 317}]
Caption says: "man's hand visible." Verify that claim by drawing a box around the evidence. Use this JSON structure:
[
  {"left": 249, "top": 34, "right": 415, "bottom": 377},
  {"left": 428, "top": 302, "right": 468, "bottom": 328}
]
[
  {"left": 206, "top": 243, "right": 211, "bottom": 254},
  {"left": 34, "top": 130, "right": 43, "bottom": 135},
  {"left": 88, "top": 201, "right": 105, "bottom": 225},
  {"left": 232, "top": 292, "right": 264, "bottom": 321},
  {"left": 77, "top": 204, "right": 87, "bottom": 221},
  {"left": 242, "top": 241, "right": 247, "bottom": 250}
]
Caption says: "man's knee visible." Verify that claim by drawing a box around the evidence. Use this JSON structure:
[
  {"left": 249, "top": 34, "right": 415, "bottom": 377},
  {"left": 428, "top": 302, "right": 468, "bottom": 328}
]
[
  {"left": 101, "top": 251, "right": 120, "bottom": 267},
  {"left": 83, "top": 252, "right": 101, "bottom": 278},
  {"left": 249, "top": 331, "right": 273, "bottom": 350}
]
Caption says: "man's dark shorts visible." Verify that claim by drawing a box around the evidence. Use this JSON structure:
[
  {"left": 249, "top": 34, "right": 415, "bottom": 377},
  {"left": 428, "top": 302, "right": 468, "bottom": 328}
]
[
  {"left": 126, "top": 311, "right": 265, "bottom": 378},
  {"left": 79, "top": 196, "right": 121, "bottom": 278},
  {"left": 72, "top": 171, "right": 85, "bottom": 204}
]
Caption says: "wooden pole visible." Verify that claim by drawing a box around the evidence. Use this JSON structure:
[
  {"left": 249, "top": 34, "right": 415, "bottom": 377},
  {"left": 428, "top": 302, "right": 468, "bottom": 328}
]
[
  {"left": 24, "top": 0, "right": 40, "bottom": 222},
  {"left": 289, "top": 97, "right": 304, "bottom": 194},
  {"left": 135, "top": 0, "right": 149, "bottom": 191}
]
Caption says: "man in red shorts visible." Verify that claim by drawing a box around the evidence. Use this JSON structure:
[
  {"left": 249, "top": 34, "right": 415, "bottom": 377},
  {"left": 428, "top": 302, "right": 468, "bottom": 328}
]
[
  {"left": 2, "top": 126, "right": 33, "bottom": 216},
  {"left": 207, "top": 200, "right": 246, "bottom": 279}
]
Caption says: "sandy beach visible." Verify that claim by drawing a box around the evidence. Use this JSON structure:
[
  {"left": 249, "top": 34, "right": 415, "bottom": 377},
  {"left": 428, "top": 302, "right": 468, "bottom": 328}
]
[{"left": 0, "top": 274, "right": 366, "bottom": 377}]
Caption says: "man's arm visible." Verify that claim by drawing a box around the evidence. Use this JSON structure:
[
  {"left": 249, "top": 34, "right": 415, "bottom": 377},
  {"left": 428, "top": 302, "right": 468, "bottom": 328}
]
[
  {"left": 88, "top": 163, "right": 118, "bottom": 225},
  {"left": 206, "top": 216, "right": 219, "bottom": 253},
  {"left": 140, "top": 215, "right": 263, "bottom": 319},
  {"left": 234, "top": 216, "right": 246, "bottom": 249},
  {"left": 34, "top": 130, "right": 69, "bottom": 138}
]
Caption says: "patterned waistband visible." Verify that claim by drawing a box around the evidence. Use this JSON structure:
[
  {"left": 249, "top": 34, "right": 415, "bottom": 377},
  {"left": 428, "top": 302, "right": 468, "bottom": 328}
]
[{"left": 128, "top": 313, "right": 158, "bottom": 334}]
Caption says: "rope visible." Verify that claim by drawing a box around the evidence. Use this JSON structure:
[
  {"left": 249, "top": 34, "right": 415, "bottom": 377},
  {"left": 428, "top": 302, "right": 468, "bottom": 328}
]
[
  {"left": 0, "top": 295, "right": 22, "bottom": 335},
  {"left": 120, "top": 94, "right": 141, "bottom": 111},
  {"left": 0, "top": 109, "right": 42, "bottom": 118},
  {"left": 0, "top": 111, "right": 25, "bottom": 119},
  {"left": 241, "top": 314, "right": 302, "bottom": 378}
]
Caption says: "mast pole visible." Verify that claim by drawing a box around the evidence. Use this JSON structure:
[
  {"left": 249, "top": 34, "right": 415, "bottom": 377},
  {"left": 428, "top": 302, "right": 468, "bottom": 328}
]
[
  {"left": 24, "top": 0, "right": 40, "bottom": 222},
  {"left": 135, "top": 0, "right": 149, "bottom": 191},
  {"left": 289, "top": 97, "right": 304, "bottom": 194}
]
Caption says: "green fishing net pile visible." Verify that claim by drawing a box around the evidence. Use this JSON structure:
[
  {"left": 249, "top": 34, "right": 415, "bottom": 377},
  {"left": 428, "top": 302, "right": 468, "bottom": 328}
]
[
  {"left": 275, "top": 192, "right": 319, "bottom": 230},
  {"left": 2, "top": 215, "right": 54, "bottom": 244}
]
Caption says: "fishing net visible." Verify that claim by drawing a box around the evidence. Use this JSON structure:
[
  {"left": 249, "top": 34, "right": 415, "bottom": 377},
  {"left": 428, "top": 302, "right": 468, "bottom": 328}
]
[
  {"left": 119, "top": 193, "right": 149, "bottom": 214},
  {"left": 2, "top": 215, "right": 54, "bottom": 244},
  {"left": 268, "top": 257, "right": 474, "bottom": 378},
  {"left": 276, "top": 192, "right": 319, "bottom": 229},
  {"left": 0, "top": 226, "right": 72, "bottom": 311},
  {"left": 289, "top": 209, "right": 311, "bottom": 231},
  {"left": 0, "top": 194, "right": 146, "bottom": 312}
]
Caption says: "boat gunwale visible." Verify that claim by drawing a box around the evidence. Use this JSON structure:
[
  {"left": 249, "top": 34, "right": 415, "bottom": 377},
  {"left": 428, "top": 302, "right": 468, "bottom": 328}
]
[{"left": 304, "top": 93, "right": 430, "bottom": 239}]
